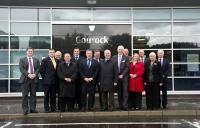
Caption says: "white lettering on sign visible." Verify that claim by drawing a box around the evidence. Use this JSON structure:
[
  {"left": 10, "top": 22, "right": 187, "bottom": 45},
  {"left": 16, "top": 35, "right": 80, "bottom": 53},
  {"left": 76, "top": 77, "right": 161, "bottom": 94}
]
[{"left": 76, "top": 36, "right": 109, "bottom": 44}]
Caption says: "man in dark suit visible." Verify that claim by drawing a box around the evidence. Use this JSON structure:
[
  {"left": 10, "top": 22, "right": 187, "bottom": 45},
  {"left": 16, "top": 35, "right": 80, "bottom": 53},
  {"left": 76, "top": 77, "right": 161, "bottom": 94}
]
[
  {"left": 57, "top": 53, "right": 77, "bottom": 112},
  {"left": 93, "top": 50, "right": 103, "bottom": 109},
  {"left": 71, "top": 47, "right": 84, "bottom": 111},
  {"left": 157, "top": 50, "right": 170, "bottom": 109},
  {"left": 99, "top": 50, "right": 118, "bottom": 111},
  {"left": 55, "top": 51, "right": 63, "bottom": 111},
  {"left": 19, "top": 47, "right": 40, "bottom": 115},
  {"left": 79, "top": 49, "right": 99, "bottom": 111},
  {"left": 139, "top": 49, "right": 148, "bottom": 64},
  {"left": 40, "top": 49, "right": 58, "bottom": 112},
  {"left": 112, "top": 45, "right": 129, "bottom": 111}
]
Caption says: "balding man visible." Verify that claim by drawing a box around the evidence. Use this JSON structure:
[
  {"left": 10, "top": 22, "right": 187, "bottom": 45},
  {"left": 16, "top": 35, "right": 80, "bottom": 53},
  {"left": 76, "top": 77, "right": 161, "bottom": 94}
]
[
  {"left": 157, "top": 50, "right": 170, "bottom": 109},
  {"left": 112, "top": 45, "right": 129, "bottom": 111},
  {"left": 123, "top": 48, "right": 132, "bottom": 62},
  {"left": 138, "top": 49, "right": 148, "bottom": 63}
]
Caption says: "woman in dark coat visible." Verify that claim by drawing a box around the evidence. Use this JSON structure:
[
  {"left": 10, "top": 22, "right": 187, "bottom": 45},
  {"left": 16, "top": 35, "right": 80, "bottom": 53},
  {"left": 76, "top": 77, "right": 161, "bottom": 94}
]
[
  {"left": 57, "top": 53, "right": 77, "bottom": 112},
  {"left": 143, "top": 52, "right": 163, "bottom": 110},
  {"left": 98, "top": 50, "right": 118, "bottom": 111},
  {"left": 128, "top": 53, "right": 144, "bottom": 110}
]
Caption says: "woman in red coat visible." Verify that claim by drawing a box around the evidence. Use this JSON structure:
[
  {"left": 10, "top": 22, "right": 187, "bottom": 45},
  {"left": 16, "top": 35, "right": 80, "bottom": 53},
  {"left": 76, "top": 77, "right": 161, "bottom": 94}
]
[{"left": 128, "top": 53, "right": 144, "bottom": 110}]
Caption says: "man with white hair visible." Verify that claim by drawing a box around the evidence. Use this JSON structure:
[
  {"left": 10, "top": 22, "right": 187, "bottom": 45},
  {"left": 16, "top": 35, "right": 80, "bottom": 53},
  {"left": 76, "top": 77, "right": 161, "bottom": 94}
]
[
  {"left": 157, "top": 49, "right": 170, "bottom": 109},
  {"left": 98, "top": 49, "right": 118, "bottom": 111},
  {"left": 112, "top": 45, "right": 129, "bottom": 111},
  {"left": 138, "top": 49, "right": 147, "bottom": 63}
]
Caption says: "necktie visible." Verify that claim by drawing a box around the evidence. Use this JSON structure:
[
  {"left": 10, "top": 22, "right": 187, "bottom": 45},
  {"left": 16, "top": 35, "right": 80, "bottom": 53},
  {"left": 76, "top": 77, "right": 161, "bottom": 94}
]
[
  {"left": 75, "top": 56, "right": 78, "bottom": 61},
  {"left": 51, "top": 58, "right": 56, "bottom": 69},
  {"left": 159, "top": 58, "right": 162, "bottom": 66},
  {"left": 87, "top": 59, "right": 91, "bottom": 68},
  {"left": 29, "top": 58, "right": 34, "bottom": 74},
  {"left": 118, "top": 56, "right": 122, "bottom": 73}
]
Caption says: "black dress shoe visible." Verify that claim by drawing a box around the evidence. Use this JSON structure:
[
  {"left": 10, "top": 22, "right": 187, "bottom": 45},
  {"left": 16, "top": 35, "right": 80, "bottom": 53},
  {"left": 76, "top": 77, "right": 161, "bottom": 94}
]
[
  {"left": 30, "top": 110, "right": 38, "bottom": 113},
  {"left": 44, "top": 110, "right": 50, "bottom": 113},
  {"left": 81, "top": 108, "right": 86, "bottom": 112},
  {"left": 122, "top": 107, "right": 128, "bottom": 111},
  {"left": 23, "top": 111, "right": 28, "bottom": 115}
]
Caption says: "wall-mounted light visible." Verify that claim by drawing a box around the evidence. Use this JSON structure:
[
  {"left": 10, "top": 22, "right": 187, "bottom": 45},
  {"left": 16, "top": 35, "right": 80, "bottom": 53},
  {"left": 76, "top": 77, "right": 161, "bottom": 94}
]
[{"left": 89, "top": 25, "right": 95, "bottom": 32}]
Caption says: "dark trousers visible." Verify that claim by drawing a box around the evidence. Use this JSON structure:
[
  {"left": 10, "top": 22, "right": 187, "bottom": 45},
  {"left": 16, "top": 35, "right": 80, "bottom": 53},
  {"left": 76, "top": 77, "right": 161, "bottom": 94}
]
[
  {"left": 160, "top": 80, "right": 168, "bottom": 108},
  {"left": 101, "top": 91, "right": 114, "bottom": 109},
  {"left": 44, "top": 84, "right": 56, "bottom": 111},
  {"left": 145, "top": 82, "right": 160, "bottom": 109},
  {"left": 56, "top": 84, "right": 61, "bottom": 110},
  {"left": 81, "top": 82, "right": 95, "bottom": 110},
  {"left": 97, "top": 84, "right": 103, "bottom": 108},
  {"left": 128, "top": 92, "right": 142, "bottom": 109},
  {"left": 21, "top": 79, "right": 37, "bottom": 112},
  {"left": 60, "top": 97, "right": 74, "bottom": 112},
  {"left": 117, "top": 78, "right": 128, "bottom": 109},
  {"left": 75, "top": 79, "right": 82, "bottom": 110}
]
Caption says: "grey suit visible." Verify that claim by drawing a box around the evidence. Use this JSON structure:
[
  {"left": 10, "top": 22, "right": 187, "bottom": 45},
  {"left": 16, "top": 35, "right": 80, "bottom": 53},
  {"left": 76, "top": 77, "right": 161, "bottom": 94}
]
[
  {"left": 112, "top": 55, "right": 129, "bottom": 109},
  {"left": 19, "top": 57, "right": 40, "bottom": 113}
]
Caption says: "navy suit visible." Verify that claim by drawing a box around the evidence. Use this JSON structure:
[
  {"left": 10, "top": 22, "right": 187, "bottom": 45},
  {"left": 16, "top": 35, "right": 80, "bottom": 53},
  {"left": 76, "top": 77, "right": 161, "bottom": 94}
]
[
  {"left": 71, "top": 56, "right": 84, "bottom": 110},
  {"left": 40, "top": 57, "right": 59, "bottom": 112},
  {"left": 79, "top": 58, "right": 99, "bottom": 110},
  {"left": 158, "top": 58, "right": 170, "bottom": 108}
]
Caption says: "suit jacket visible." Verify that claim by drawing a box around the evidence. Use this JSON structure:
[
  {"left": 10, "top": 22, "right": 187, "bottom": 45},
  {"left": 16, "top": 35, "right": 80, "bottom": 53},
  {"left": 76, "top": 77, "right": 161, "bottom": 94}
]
[
  {"left": 79, "top": 58, "right": 99, "bottom": 80},
  {"left": 19, "top": 57, "right": 40, "bottom": 84},
  {"left": 57, "top": 62, "right": 77, "bottom": 98},
  {"left": 143, "top": 60, "right": 162, "bottom": 83},
  {"left": 112, "top": 55, "right": 129, "bottom": 78},
  {"left": 159, "top": 58, "right": 170, "bottom": 81},
  {"left": 40, "top": 57, "right": 59, "bottom": 85},
  {"left": 98, "top": 59, "right": 118, "bottom": 91},
  {"left": 71, "top": 56, "right": 84, "bottom": 79}
]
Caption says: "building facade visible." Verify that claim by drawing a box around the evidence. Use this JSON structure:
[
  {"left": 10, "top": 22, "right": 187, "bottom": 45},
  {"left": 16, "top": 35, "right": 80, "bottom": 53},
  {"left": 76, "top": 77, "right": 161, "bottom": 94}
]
[{"left": 0, "top": 0, "right": 200, "bottom": 96}]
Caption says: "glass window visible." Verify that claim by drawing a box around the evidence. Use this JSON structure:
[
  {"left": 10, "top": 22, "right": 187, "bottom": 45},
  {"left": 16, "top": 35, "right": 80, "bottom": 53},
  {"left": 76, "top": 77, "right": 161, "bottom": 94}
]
[
  {"left": 93, "top": 9, "right": 131, "bottom": 21},
  {"left": 133, "top": 22, "right": 171, "bottom": 35},
  {"left": 10, "top": 65, "right": 20, "bottom": 78},
  {"left": 133, "top": 36, "right": 171, "bottom": 49},
  {"left": 0, "top": 80, "right": 8, "bottom": 92},
  {"left": 11, "top": 23, "right": 37, "bottom": 35},
  {"left": 10, "top": 50, "right": 48, "bottom": 64},
  {"left": 0, "top": 36, "right": 8, "bottom": 49},
  {"left": 133, "top": 9, "right": 171, "bottom": 21},
  {"left": 174, "top": 64, "right": 200, "bottom": 76},
  {"left": 173, "top": 36, "right": 200, "bottom": 48},
  {"left": 39, "top": 9, "right": 51, "bottom": 21},
  {"left": 0, "top": 22, "right": 8, "bottom": 35},
  {"left": 10, "top": 80, "right": 21, "bottom": 92},
  {"left": 0, "top": 51, "right": 8, "bottom": 63},
  {"left": 174, "top": 50, "right": 200, "bottom": 62},
  {"left": 173, "top": 22, "right": 200, "bottom": 35},
  {"left": 52, "top": 9, "right": 91, "bottom": 21},
  {"left": 174, "top": 78, "right": 200, "bottom": 90},
  {"left": 0, "top": 66, "right": 8, "bottom": 78},
  {"left": 173, "top": 9, "right": 200, "bottom": 21},
  {"left": 39, "top": 23, "right": 51, "bottom": 35},
  {"left": 11, "top": 36, "right": 51, "bottom": 49},
  {"left": 11, "top": 8, "right": 38, "bottom": 21},
  {"left": 167, "top": 78, "right": 172, "bottom": 90},
  {"left": 133, "top": 50, "right": 172, "bottom": 63},
  {"left": 0, "top": 8, "right": 8, "bottom": 21}
]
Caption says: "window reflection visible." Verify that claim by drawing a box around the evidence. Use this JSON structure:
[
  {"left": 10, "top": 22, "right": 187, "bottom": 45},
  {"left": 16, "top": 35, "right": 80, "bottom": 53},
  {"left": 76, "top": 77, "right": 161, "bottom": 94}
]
[
  {"left": 0, "top": 51, "right": 8, "bottom": 63},
  {"left": 0, "top": 36, "right": 8, "bottom": 49},
  {"left": 52, "top": 9, "right": 91, "bottom": 21},
  {"left": 173, "top": 9, "right": 200, "bottom": 21},
  {"left": 0, "top": 8, "right": 8, "bottom": 20},
  {"left": 11, "top": 36, "right": 51, "bottom": 49},
  {"left": 11, "top": 8, "right": 37, "bottom": 21},
  {"left": 174, "top": 78, "right": 200, "bottom": 90},
  {"left": 94, "top": 9, "right": 131, "bottom": 21},
  {"left": 173, "top": 36, "right": 200, "bottom": 48},
  {"left": 134, "top": 22, "right": 171, "bottom": 35},
  {"left": 0, "top": 66, "right": 8, "bottom": 78},
  {"left": 173, "top": 22, "right": 200, "bottom": 35},
  {"left": 39, "top": 9, "right": 51, "bottom": 21},
  {"left": 174, "top": 64, "right": 200, "bottom": 76},
  {"left": 133, "top": 9, "right": 171, "bottom": 21},
  {"left": 0, "top": 22, "right": 8, "bottom": 35},
  {"left": 133, "top": 36, "right": 171, "bottom": 49},
  {"left": 174, "top": 50, "right": 200, "bottom": 62},
  {"left": 0, "top": 80, "right": 8, "bottom": 92}
]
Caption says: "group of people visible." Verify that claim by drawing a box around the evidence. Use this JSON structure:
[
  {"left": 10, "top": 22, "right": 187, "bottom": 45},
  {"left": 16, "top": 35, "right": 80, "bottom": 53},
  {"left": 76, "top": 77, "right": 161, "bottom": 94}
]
[{"left": 19, "top": 45, "right": 169, "bottom": 115}]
